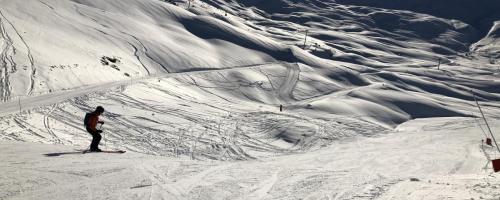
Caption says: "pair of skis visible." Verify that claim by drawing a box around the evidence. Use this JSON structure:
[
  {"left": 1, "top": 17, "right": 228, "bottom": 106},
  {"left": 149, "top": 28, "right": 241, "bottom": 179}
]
[{"left": 82, "top": 149, "right": 126, "bottom": 154}]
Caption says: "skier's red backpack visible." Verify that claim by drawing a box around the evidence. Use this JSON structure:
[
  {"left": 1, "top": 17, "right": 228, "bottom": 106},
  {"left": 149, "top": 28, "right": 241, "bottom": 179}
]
[{"left": 83, "top": 113, "right": 92, "bottom": 127}]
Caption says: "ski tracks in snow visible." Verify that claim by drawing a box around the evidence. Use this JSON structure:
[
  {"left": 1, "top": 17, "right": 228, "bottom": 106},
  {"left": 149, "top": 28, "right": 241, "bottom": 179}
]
[
  {"left": 125, "top": 33, "right": 171, "bottom": 74},
  {"left": 278, "top": 63, "right": 300, "bottom": 103},
  {"left": 138, "top": 161, "right": 236, "bottom": 199},
  {"left": 243, "top": 170, "right": 280, "bottom": 200},
  {"left": 73, "top": 6, "right": 154, "bottom": 75},
  {"left": 0, "top": 10, "right": 14, "bottom": 102},
  {"left": 43, "top": 103, "right": 62, "bottom": 144},
  {"left": 0, "top": 9, "right": 36, "bottom": 97}
]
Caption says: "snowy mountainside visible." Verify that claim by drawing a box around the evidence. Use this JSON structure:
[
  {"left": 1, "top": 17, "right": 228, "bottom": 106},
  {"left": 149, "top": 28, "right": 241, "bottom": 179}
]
[
  {"left": 1, "top": 0, "right": 500, "bottom": 158},
  {"left": 1, "top": 0, "right": 496, "bottom": 99},
  {"left": 207, "top": 0, "right": 477, "bottom": 58},
  {"left": 0, "top": 0, "right": 283, "bottom": 98},
  {"left": 335, "top": 0, "right": 500, "bottom": 37},
  {"left": 1, "top": 0, "right": 500, "bottom": 199},
  {"left": 474, "top": 21, "right": 500, "bottom": 55},
  {"left": 335, "top": 0, "right": 500, "bottom": 56}
]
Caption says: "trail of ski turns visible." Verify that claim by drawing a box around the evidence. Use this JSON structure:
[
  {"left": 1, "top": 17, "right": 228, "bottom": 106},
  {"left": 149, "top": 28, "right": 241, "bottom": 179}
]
[
  {"left": 0, "top": 10, "right": 14, "bottom": 102},
  {"left": 0, "top": 9, "right": 36, "bottom": 98}
]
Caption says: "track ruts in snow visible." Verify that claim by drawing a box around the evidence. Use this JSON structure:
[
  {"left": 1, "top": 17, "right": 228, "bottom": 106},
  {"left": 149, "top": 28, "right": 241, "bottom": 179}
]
[
  {"left": 43, "top": 104, "right": 62, "bottom": 144},
  {"left": 0, "top": 11, "right": 14, "bottom": 102},
  {"left": 278, "top": 63, "right": 300, "bottom": 103},
  {"left": 0, "top": 10, "right": 36, "bottom": 96}
]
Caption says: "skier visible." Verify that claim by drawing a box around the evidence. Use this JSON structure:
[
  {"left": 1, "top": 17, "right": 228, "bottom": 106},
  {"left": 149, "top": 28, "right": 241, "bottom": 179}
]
[{"left": 84, "top": 106, "right": 105, "bottom": 152}]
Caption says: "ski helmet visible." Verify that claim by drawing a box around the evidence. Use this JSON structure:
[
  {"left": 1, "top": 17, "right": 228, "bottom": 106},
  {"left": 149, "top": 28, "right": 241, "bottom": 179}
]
[{"left": 95, "top": 106, "right": 104, "bottom": 113}]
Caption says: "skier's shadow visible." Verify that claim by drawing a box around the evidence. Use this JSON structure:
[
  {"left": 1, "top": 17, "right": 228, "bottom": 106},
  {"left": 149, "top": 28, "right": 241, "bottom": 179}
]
[{"left": 44, "top": 151, "right": 84, "bottom": 157}]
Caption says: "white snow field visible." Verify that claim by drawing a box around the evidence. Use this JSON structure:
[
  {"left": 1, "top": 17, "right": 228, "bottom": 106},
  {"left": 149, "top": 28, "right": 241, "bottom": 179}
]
[{"left": 1, "top": 0, "right": 500, "bottom": 199}]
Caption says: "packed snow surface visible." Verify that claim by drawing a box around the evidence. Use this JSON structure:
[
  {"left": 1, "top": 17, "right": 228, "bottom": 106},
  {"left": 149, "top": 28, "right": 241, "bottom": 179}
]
[
  {"left": 2, "top": 118, "right": 500, "bottom": 199},
  {"left": 1, "top": 0, "right": 500, "bottom": 199}
]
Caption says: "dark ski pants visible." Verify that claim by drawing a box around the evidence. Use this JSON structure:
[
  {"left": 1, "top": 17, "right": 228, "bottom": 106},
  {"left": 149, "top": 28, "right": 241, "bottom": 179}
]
[{"left": 86, "top": 127, "right": 101, "bottom": 150}]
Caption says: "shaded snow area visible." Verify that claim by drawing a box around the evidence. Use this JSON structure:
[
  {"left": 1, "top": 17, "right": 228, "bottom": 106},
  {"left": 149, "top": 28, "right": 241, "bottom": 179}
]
[{"left": 1, "top": 0, "right": 500, "bottom": 199}]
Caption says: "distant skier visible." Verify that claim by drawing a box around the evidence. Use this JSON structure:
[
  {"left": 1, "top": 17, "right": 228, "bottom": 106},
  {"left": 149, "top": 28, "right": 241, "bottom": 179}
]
[{"left": 84, "top": 106, "right": 105, "bottom": 152}]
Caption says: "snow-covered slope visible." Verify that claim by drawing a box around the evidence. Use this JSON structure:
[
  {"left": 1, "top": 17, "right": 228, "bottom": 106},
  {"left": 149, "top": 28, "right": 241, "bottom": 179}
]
[
  {"left": 473, "top": 21, "right": 500, "bottom": 55},
  {"left": 335, "top": 0, "right": 500, "bottom": 57},
  {"left": 1, "top": 0, "right": 496, "bottom": 98},
  {"left": 1, "top": 0, "right": 500, "bottom": 199},
  {"left": 335, "top": 0, "right": 500, "bottom": 37},
  {"left": 2, "top": 118, "right": 500, "bottom": 199},
  {"left": 0, "top": 0, "right": 288, "bottom": 98}
]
